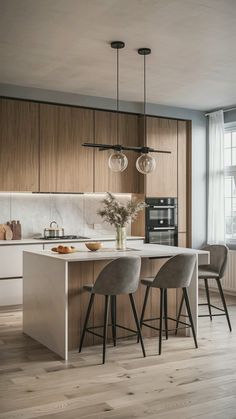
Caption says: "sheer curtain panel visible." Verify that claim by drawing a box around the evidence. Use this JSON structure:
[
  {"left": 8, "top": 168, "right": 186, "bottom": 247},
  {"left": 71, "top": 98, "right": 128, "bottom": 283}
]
[{"left": 207, "top": 110, "right": 225, "bottom": 244}]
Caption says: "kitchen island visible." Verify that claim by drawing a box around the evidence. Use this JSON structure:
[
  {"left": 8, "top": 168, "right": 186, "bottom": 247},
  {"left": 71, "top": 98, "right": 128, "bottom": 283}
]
[{"left": 23, "top": 244, "right": 209, "bottom": 359}]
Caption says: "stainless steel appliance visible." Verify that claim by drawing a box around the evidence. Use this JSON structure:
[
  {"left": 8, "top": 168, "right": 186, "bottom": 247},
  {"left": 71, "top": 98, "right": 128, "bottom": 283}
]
[
  {"left": 38, "top": 235, "right": 89, "bottom": 240},
  {"left": 145, "top": 198, "right": 178, "bottom": 246},
  {"left": 38, "top": 221, "right": 89, "bottom": 240},
  {"left": 44, "top": 221, "right": 64, "bottom": 239}
]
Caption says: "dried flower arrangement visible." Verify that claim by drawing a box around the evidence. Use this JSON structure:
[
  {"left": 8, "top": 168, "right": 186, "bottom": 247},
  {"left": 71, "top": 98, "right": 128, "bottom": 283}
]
[{"left": 97, "top": 192, "right": 147, "bottom": 228}]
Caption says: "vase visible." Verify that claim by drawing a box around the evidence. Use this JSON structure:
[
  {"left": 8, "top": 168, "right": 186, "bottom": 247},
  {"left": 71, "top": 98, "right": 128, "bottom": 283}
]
[{"left": 116, "top": 226, "right": 127, "bottom": 250}]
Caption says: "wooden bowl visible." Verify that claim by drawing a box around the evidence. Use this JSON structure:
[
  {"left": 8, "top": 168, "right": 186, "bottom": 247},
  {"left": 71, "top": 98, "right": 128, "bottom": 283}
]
[{"left": 85, "top": 242, "right": 103, "bottom": 251}]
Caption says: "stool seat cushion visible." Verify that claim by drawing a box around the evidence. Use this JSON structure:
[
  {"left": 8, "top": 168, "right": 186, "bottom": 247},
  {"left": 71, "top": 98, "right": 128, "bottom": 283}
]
[
  {"left": 83, "top": 284, "right": 94, "bottom": 292},
  {"left": 198, "top": 265, "right": 219, "bottom": 279},
  {"left": 141, "top": 277, "right": 154, "bottom": 287}
]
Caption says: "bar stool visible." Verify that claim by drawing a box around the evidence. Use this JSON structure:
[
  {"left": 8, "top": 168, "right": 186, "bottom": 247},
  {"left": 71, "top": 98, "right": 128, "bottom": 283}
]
[
  {"left": 79, "top": 256, "right": 146, "bottom": 364},
  {"left": 198, "top": 244, "right": 232, "bottom": 331},
  {"left": 140, "top": 254, "right": 197, "bottom": 355}
]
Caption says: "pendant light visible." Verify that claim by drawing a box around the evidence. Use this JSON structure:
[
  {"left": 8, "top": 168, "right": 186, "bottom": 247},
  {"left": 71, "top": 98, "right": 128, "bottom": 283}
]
[
  {"left": 82, "top": 44, "right": 171, "bottom": 165},
  {"left": 108, "top": 41, "right": 128, "bottom": 173},
  {"left": 136, "top": 48, "right": 156, "bottom": 175}
]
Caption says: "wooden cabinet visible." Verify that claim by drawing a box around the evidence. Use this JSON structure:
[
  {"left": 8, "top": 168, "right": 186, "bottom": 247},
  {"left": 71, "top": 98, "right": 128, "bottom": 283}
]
[
  {"left": 0, "top": 99, "right": 39, "bottom": 191},
  {"left": 178, "top": 232, "right": 187, "bottom": 248},
  {"left": 39, "top": 104, "right": 94, "bottom": 192},
  {"left": 178, "top": 120, "right": 187, "bottom": 233},
  {"left": 145, "top": 117, "right": 178, "bottom": 197},
  {"left": 94, "top": 110, "right": 143, "bottom": 193},
  {"left": 0, "top": 100, "right": 190, "bottom": 242}
]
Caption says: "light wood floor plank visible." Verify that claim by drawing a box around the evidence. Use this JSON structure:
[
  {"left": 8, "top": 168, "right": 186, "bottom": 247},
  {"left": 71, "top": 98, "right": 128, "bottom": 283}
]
[{"left": 0, "top": 292, "right": 235, "bottom": 418}]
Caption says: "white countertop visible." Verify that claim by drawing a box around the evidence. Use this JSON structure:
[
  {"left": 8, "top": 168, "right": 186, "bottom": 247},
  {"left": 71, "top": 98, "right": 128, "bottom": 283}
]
[
  {"left": 24, "top": 243, "right": 208, "bottom": 263},
  {"left": 0, "top": 235, "right": 144, "bottom": 246}
]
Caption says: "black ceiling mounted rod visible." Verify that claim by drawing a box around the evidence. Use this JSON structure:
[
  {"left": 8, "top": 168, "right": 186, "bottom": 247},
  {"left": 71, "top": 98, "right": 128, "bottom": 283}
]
[
  {"left": 138, "top": 47, "right": 151, "bottom": 147},
  {"left": 111, "top": 41, "right": 125, "bottom": 143},
  {"left": 82, "top": 143, "right": 171, "bottom": 154}
]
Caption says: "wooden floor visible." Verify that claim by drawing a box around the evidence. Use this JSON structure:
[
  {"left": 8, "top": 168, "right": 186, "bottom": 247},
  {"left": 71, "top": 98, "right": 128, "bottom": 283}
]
[{"left": 0, "top": 291, "right": 236, "bottom": 419}]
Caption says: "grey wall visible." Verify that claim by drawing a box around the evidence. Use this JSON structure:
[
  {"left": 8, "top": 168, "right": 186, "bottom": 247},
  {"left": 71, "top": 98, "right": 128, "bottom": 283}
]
[
  {"left": 224, "top": 109, "right": 236, "bottom": 126},
  {"left": 0, "top": 83, "right": 207, "bottom": 248}
]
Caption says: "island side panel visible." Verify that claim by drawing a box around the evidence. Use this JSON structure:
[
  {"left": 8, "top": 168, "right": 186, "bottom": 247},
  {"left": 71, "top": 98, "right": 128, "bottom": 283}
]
[
  {"left": 23, "top": 252, "right": 68, "bottom": 359},
  {"left": 68, "top": 261, "right": 95, "bottom": 350}
]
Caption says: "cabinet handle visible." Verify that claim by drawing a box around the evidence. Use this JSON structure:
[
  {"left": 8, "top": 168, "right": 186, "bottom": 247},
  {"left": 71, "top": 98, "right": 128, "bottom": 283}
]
[{"left": 152, "top": 227, "right": 175, "bottom": 230}]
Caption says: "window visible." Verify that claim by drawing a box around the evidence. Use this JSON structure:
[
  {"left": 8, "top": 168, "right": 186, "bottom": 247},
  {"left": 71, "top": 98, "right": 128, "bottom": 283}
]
[{"left": 224, "top": 129, "right": 236, "bottom": 241}]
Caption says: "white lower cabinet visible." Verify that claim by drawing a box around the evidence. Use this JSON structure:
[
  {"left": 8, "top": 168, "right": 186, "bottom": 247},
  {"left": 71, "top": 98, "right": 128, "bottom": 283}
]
[
  {"left": 0, "top": 244, "right": 43, "bottom": 306},
  {"left": 0, "top": 278, "right": 23, "bottom": 306}
]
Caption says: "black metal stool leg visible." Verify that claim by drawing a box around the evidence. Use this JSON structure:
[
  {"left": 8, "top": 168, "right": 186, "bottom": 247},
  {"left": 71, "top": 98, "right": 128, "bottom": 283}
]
[
  {"left": 159, "top": 289, "right": 164, "bottom": 355},
  {"left": 204, "top": 278, "right": 212, "bottom": 320},
  {"left": 164, "top": 289, "right": 168, "bottom": 340},
  {"left": 79, "top": 293, "right": 95, "bottom": 353},
  {"left": 183, "top": 288, "right": 198, "bottom": 349},
  {"left": 216, "top": 279, "right": 232, "bottom": 332},
  {"left": 111, "top": 295, "right": 117, "bottom": 346},
  {"left": 129, "top": 294, "right": 146, "bottom": 357},
  {"left": 102, "top": 295, "right": 110, "bottom": 364},
  {"left": 138, "top": 286, "right": 150, "bottom": 343},
  {"left": 175, "top": 292, "right": 184, "bottom": 335}
]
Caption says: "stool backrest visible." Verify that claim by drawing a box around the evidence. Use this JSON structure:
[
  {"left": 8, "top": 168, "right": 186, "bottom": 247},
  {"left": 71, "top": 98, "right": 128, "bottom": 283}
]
[
  {"left": 202, "top": 244, "right": 228, "bottom": 279},
  {"left": 93, "top": 256, "right": 141, "bottom": 295},
  {"left": 152, "top": 253, "right": 196, "bottom": 289}
]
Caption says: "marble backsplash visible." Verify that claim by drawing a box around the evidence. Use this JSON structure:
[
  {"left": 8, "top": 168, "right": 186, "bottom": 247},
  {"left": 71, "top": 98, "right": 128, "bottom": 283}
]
[{"left": 0, "top": 193, "right": 132, "bottom": 238}]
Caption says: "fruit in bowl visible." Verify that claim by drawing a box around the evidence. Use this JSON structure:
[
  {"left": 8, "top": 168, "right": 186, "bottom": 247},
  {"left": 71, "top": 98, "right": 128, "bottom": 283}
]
[
  {"left": 85, "top": 242, "right": 103, "bottom": 251},
  {"left": 51, "top": 245, "right": 75, "bottom": 254}
]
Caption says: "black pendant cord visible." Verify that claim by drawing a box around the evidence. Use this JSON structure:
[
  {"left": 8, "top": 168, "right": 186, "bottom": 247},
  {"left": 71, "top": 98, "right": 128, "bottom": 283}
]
[
  {"left": 138, "top": 48, "right": 151, "bottom": 149},
  {"left": 116, "top": 46, "right": 119, "bottom": 145},
  {"left": 143, "top": 53, "right": 146, "bottom": 147},
  {"left": 111, "top": 41, "right": 125, "bottom": 147}
]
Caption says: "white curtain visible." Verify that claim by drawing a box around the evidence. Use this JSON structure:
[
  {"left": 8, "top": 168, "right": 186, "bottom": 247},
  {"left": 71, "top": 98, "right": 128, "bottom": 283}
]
[{"left": 207, "top": 110, "right": 225, "bottom": 244}]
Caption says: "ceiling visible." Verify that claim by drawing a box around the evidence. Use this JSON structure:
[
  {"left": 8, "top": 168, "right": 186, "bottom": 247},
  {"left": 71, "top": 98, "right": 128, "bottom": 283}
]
[{"left": 0, "top": 0, "right": 236, "bottom": 111}]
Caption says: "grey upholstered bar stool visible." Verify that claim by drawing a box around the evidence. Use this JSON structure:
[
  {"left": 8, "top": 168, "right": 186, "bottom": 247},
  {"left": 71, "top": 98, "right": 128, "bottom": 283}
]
[
  {"left": 140, "top": 254, "right": 197, "bottom": 355},
  {"left": 198, "top": 244, "right": 232, "bottom": 331},
  {"left": 79, "top": 256, "right": 146, "bottom": 364}
]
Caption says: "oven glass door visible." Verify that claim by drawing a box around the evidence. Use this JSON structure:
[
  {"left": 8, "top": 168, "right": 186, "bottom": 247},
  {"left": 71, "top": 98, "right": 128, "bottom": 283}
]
[
  {"left": 148, "top": 230, "right": 177, "bottom": 246},
  {"left": 148, "top": 207, "right": 176, "bottom": 227}
]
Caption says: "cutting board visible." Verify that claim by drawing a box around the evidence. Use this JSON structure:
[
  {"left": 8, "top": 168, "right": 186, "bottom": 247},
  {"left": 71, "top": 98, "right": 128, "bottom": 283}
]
[{"left": 0, "top": 224, "right": 13, "bottom": 240}]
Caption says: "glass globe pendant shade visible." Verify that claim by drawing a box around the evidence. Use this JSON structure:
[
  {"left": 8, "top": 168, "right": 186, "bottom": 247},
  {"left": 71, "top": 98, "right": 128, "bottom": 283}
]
[
  {"left": 108, "top": 151, "right": 128, "bottom": 172},
  {"left": 136, "top": 153, "right": 156, "bottom": 174}
]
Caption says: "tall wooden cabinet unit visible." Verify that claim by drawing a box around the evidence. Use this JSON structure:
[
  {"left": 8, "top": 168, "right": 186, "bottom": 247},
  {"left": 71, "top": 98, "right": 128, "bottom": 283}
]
[
  {"left": 178, "top": 120, "right": 187, "bottom": 233},
  {"left": 0, "top": 99, "right": 39, "bottom": 191},
  {"left": 177, "top": 120, "right": 190, "bottom": 246},
  {"left": 145, "top": 117, "right": 178, "bottom": 197},
  {"left": 39, "top": 104, "right": 94, "bottom": 192},
  {"left": 94, "top": 110, "right": 143, "bottom": 193}
]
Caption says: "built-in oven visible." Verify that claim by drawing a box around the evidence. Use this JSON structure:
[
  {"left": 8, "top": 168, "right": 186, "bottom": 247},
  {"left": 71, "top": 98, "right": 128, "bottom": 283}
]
[{"left": 145, "top": 198, "right": 178, "bottom": 246}]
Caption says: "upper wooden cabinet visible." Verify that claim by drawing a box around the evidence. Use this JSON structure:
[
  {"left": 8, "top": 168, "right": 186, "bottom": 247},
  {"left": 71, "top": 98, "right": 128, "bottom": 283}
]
[
  {"left": 145, "top": 117, "right": 178, "bottom": 197},
  {"left": 94, "top": 110, "right": 143, "bottom": 193},
  {"left": 0, "top": 99, "right": 39, "bottom": 191},
  {"left": 39, "top": 104, "right": 94, "bottom": 192}
]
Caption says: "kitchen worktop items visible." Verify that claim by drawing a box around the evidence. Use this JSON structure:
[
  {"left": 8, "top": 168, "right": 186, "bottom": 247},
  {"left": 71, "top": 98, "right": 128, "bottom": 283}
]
[
  {"left": 0, "top": 221, "right": 22, "bottom": 240},
  {"left": 0, "top": 224, "right": 8, "bottom": 240},
  {"left": 44, "top": 221, "right": 64, "bottom": 239}
]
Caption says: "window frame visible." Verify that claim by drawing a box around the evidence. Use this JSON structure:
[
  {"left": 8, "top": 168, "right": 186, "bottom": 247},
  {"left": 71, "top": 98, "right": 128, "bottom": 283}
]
[{"left": 224, "top": 125, "right": 236, "bottom": 247}]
